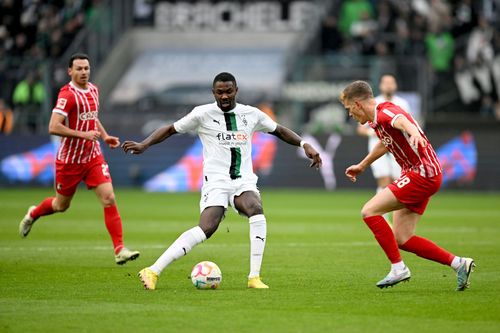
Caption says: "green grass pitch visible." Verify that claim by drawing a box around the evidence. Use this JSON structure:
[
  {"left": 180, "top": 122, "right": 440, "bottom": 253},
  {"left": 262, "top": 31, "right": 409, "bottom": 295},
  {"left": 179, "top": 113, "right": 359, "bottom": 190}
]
[{"left": 1, "top": 188, "right": 499, "bottom": 332}]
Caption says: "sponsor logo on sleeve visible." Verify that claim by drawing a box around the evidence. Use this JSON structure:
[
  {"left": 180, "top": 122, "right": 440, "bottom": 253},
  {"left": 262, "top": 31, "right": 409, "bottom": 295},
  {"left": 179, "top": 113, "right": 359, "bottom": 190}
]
[{"left": 56, "top": 98, "right": 67, "bottom": 109}]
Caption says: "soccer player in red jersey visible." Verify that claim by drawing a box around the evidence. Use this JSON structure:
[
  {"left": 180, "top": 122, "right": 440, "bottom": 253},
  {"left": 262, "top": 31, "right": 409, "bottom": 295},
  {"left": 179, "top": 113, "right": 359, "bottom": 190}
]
[
  {"left": 340, "top": 80, "right": 474, "bottom": 291},
  {"left": 19, "top": 53, "right": 140, "bottom": 265}
]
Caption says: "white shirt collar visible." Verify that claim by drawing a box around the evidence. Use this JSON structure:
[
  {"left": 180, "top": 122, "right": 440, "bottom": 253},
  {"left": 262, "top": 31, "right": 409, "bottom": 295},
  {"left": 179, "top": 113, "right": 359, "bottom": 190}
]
[{"left": 70, "top": 81, "right": 89, "bottom": 93}]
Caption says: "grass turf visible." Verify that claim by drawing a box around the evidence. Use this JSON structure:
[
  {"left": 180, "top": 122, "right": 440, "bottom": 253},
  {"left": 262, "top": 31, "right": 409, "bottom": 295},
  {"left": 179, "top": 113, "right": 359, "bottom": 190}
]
[{"left": 0, "top": 188, "right": 499, "bottom": 332}]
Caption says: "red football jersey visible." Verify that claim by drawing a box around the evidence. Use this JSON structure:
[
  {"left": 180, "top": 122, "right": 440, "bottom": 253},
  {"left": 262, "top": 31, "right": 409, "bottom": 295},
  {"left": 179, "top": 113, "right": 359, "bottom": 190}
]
[
  {"left": 369, "top": 101, "right": 442, "bottom": 178},
  {"left": 52, "top": 81, "right": 102, "bottom": 164}
]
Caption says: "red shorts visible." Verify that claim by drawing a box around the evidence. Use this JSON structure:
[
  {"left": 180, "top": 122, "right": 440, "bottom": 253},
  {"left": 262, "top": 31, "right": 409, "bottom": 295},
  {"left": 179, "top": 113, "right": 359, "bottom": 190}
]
[
  {"left": 388, "top": 171, "right": 442, "bottom": 215},
  {"left": 55, "top": 154, "right": 112, "bottom": 196}
]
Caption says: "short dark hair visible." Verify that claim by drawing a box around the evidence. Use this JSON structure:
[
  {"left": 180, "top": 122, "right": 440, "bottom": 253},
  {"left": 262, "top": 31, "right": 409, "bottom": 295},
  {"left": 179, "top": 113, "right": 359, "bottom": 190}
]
[
  {"left": 68, "top": 53, "right": 90, "bottom": 68},
  {"left": 213, "top": 72, "right": 237, "bottom": 87}
]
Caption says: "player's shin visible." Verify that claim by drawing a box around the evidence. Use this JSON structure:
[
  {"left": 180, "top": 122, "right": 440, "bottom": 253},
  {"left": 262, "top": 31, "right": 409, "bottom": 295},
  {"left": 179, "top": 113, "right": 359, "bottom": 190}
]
[
  {"left": 149, "top": 226, "right": 207, "bottom": 275},
  {"left": 104, "top": 205, "right": 124, "bottom": 254},
  {"left": 399, "top": 235, "right": 454, "bottom": 266},
  {"left": 249, "top": 214, "right": 267, "bottom": 278},
  {"left": 31, "top": 197, "right": 55, "bottom": 220},
  {"left": 363, "top": 215, "right": 402, "bottom": 264}
]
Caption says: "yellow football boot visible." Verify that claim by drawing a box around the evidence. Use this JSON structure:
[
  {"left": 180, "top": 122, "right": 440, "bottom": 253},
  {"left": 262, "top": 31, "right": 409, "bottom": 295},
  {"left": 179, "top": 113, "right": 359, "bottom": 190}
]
[
  {"left": 248, "top": 276, "right": 269, "bottom": 289},
  {"left": 138, "top": 268, "right": 158, "bottom": 290}
]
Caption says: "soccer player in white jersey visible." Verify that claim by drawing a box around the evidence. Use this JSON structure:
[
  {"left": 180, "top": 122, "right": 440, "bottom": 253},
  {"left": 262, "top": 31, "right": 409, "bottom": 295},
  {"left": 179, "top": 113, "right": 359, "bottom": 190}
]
[
  {"left": 341, "top": 80, "right": 474, "bottom": 291},
  {"left": 357, "top": 74, "right": 409, "bottom": 194},
  {"left": 122, "top": 72, "right": 322, "bottom": 290},
  {"left": 19, "top": 53, "right": 139, "bottom": 265}
]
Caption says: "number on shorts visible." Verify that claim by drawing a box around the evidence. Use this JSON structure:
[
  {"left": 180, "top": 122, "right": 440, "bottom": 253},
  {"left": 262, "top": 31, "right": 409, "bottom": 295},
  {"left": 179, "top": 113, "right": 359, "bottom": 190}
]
[
  {"left": 396, "top": 176, "right": 410, "bottom": 188},
  {"left": 102, "top": 163, "right": 110, "bottom": 177}
]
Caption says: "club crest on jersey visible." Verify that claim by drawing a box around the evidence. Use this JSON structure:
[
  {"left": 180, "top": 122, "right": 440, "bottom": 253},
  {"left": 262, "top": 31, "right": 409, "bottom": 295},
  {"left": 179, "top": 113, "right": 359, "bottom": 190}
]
[
  {"left": 216, "top": 131, "right": 248, "bottom": 146},
  {"left": 56, "top": 98, "right": 67, "bottom": 109},
  {"left": 79, "top": 111, "right": 98, "bottom": 121}
]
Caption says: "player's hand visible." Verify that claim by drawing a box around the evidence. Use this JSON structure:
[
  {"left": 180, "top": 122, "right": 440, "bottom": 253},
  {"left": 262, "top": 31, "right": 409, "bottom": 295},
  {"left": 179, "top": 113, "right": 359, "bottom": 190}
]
[
  {"left": 304, "top": 143, "right": 322, "bottom": 169},
  {"left": 121, "top": 140, "right": 147, "bottom": 155},
  {"left": 345, "top": 164, "right": 364, "bottom": 182},
  {"left": 409, "top": 135, "right": 427, "bottom": 149},
  {"left": 83, "top": 130, "right": 101, "bottom": 141},
  {"left": 104, "top": 135, "right": 120, "bottom": 149}
]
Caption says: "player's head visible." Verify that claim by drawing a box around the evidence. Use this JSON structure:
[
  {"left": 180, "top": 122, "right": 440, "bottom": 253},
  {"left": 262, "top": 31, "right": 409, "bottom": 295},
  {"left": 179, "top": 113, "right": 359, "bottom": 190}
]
[
  {"left": 212, "top": 72, "right": 238, "bottom": 112},
  {"left": 339, "top": 80, "right": 374, "bottom": 124},
  {"left": 68, "top": 53, "right": 90, "bottom": 89},
  {"left": 379, "top": 74, "right": 398, "bottom": 98}
]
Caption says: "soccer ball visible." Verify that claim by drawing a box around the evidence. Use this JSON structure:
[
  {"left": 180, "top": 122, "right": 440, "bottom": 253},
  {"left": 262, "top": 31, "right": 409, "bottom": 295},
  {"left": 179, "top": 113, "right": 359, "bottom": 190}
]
[{"left": 190, "top": 261, "right": 222, "bottom": 289}]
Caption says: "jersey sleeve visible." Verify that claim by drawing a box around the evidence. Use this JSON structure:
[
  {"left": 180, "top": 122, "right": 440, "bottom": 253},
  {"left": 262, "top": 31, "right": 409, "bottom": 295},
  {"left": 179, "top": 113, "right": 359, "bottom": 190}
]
[
  {"left": 254, "top": 108, "right": 278, "bottom": 133},
  {"left": 378, "top": 105, "right": 405, "bottom": 128},
  {"left": 52, "top": 90, "right": 75, "bottom": 117},
  {"left": 173, "top": 107, "right": 202, "bottom": 133}
]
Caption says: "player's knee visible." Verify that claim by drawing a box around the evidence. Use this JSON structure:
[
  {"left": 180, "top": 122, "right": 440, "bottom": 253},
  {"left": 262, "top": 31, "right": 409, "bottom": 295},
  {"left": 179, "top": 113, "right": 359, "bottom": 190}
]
[
  {"left": 53, "top": 201, "right": 70, "bottom": 212},
  {"left": 395, "top": 233, "right": 411, "bottom": 246},
  {"left": 246, "top": 202, "right": 263, "bottom": 216},
  {"left": 361, "top": 205, "right": 373, "bottom": 218},
  {"left": 100, "top": 192, "right": 116, "bottom": 207}
]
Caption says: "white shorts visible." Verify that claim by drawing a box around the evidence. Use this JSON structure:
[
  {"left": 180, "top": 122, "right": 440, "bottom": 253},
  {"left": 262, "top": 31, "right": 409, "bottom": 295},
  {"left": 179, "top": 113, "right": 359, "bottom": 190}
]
[
  {"left": 368, "top": 136, "right": 401, "bottom": 179},
  {"left": 199, "top": 178, "right": 260, "bottom": 214}
]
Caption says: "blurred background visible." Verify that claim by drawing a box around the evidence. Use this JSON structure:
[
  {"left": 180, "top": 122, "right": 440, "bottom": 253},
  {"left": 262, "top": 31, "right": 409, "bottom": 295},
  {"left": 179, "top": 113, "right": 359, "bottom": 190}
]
[{"left": 0, "top": 0, "right": 498, "bottom": 191}]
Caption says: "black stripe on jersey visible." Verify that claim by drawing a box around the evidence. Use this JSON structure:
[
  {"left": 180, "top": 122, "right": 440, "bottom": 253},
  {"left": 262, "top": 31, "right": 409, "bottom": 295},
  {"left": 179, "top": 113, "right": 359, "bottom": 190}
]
[
  {"left": 223, "top": 112, "right": 237, "bottom": 131},
  {"left": 229, "top": 147, "right": 242, "bottom": 180}
]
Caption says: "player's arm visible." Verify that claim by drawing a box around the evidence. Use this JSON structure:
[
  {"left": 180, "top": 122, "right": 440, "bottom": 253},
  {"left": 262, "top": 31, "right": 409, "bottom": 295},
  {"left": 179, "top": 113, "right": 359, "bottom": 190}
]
[
  {"left": 269, "top": 124, "right": 322, "bottom": 168},
  {"left": 96, "top": 120, "right": 120, "bottom": 149},
  {"left": 392, "top": 115, "right": 427, "bottom": 148},
  {"left": 48, "top": 112, "right": 99, "bottom": 141},
  {"left": 121, "top": 124, "right": 178, "bottom": 154},
  {"left": 345, "top": 140, "right": 388, "bottom": 182}
]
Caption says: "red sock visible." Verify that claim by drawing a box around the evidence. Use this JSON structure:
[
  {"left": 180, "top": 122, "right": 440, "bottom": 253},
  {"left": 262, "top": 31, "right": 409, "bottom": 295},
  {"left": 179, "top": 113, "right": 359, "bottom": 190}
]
[
  {"left": 104, "top": 205, "right": 124, "bottom": 254},
  {"left": 363, "top": 215, "right": 402, "bottom": 264},
  {"left": 400, "top": 235, "right": 454, "bottom": 266},
  {"left": 31, "top": 197, "right": 55, "bottom": 220}
]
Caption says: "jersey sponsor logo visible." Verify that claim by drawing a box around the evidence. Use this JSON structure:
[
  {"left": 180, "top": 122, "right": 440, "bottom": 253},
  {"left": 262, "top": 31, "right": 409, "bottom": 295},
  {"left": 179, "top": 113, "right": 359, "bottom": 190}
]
[
  {"left": 216, "top": 131, "right": 249, "bottom": 146},
  {"left": 79, "top": 111, "right": 98, "bottom": 121},
  {"left": 381, "top": 136, "right": 393, "bottom": 147},
  {"left": 56, "top": 98, "right": 67, "bottom": 109}
]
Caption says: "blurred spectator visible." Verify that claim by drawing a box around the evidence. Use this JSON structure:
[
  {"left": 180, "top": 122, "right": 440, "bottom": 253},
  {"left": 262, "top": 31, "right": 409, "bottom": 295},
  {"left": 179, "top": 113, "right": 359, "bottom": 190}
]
[
  {"left": 0, "top": 98, "right": 14, "bottom": 135},
  {"left": 425, "top": 23, "right": 455, "bottom": 73},
  {"left": 339, "top": 0, "right": 374, "bottom": 38},
  {"left": 320, "top": 15, "right": 343, "bottom": 53},
  {"left": 12, "top": 72, "right": 46, "bottom": 133}
]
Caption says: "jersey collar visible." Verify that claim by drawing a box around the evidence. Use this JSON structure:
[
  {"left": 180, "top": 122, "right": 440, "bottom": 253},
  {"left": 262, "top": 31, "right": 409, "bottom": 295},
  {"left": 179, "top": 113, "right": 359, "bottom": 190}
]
[{"left": 70, "top": 81, "right": 90, "bottom": 93}]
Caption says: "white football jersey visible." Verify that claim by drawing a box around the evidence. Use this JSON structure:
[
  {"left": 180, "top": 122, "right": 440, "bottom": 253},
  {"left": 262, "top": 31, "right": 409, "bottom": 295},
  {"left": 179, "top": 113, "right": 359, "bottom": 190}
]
[{"left": 174, "top": 102, "right": 277, "bottom": 183}]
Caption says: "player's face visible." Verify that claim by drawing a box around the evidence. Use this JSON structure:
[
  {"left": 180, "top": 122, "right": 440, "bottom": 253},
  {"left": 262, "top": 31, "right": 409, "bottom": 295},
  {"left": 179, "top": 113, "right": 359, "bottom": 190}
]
[
  {"left": 344, "top": 99, "right": 369, "bottom": 124},
  {"left": 379, "top": 75, "right": 397, "bottom": 97},
  {"left": 213, "top": 81, "right": 238, "bottom": 112},
  {"left": 68, "top": 59, "right": 90, "bottom": 89}
]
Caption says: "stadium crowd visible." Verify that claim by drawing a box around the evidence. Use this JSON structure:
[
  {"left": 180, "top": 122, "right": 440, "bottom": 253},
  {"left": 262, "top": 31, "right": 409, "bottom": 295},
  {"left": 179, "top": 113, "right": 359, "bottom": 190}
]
[
  {"left": 0, "top": 0, "right": 97, "bottom": 133},
  {"left": 320, "top": 0, "right": 500, "bottom": 118}
]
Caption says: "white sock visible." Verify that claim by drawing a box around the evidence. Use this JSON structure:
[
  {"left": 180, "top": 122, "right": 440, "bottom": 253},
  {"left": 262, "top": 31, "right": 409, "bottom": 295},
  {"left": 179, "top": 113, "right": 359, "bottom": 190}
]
[
  {"left": 391, "top": 261, "right": 406, "bottom": 272},
  {"left": 451, "top": 256, "right": 461, "bottom": 270},
  {"left": 248, "top": 214, "right": 267, "bottom": 279},
  {"left": 149, "top": 226, "right": 206, "bottom": 275}
]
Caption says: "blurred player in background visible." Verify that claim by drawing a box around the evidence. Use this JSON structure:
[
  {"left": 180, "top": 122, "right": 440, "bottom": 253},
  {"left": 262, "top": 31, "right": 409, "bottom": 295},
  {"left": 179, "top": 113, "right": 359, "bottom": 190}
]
[
  {"left": 357, "top": 74, "right": 409, "bottom": 194},
  {"left": 341, "top": 80, "right": 474, "bottom": 291},
  {"left": 122, "top": 72, "right": 322, "bottom": 290},
  {"left": 19, "top": 53, "right": 140, "bottom": 265}
]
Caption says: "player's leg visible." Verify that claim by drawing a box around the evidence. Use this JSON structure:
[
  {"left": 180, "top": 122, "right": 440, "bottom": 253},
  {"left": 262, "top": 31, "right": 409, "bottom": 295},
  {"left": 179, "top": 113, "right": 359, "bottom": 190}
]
[
  {"left": 361, "top": 188, "right": 411, "bottom": 288},
  {"left": 19, "top": 189, "right": 73, "bottom": 237},
  {"left": 394, "top": 208, "right": 475, "bottom": 291},
  {"left": 233, "top": 191, "right": 269, "bottom": 289},
  {"left": 93, "top": 182, "right": 139, "bottom": 264},
  {"left": 140, "top": 206, "right": 224, "bottom": 290}
]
